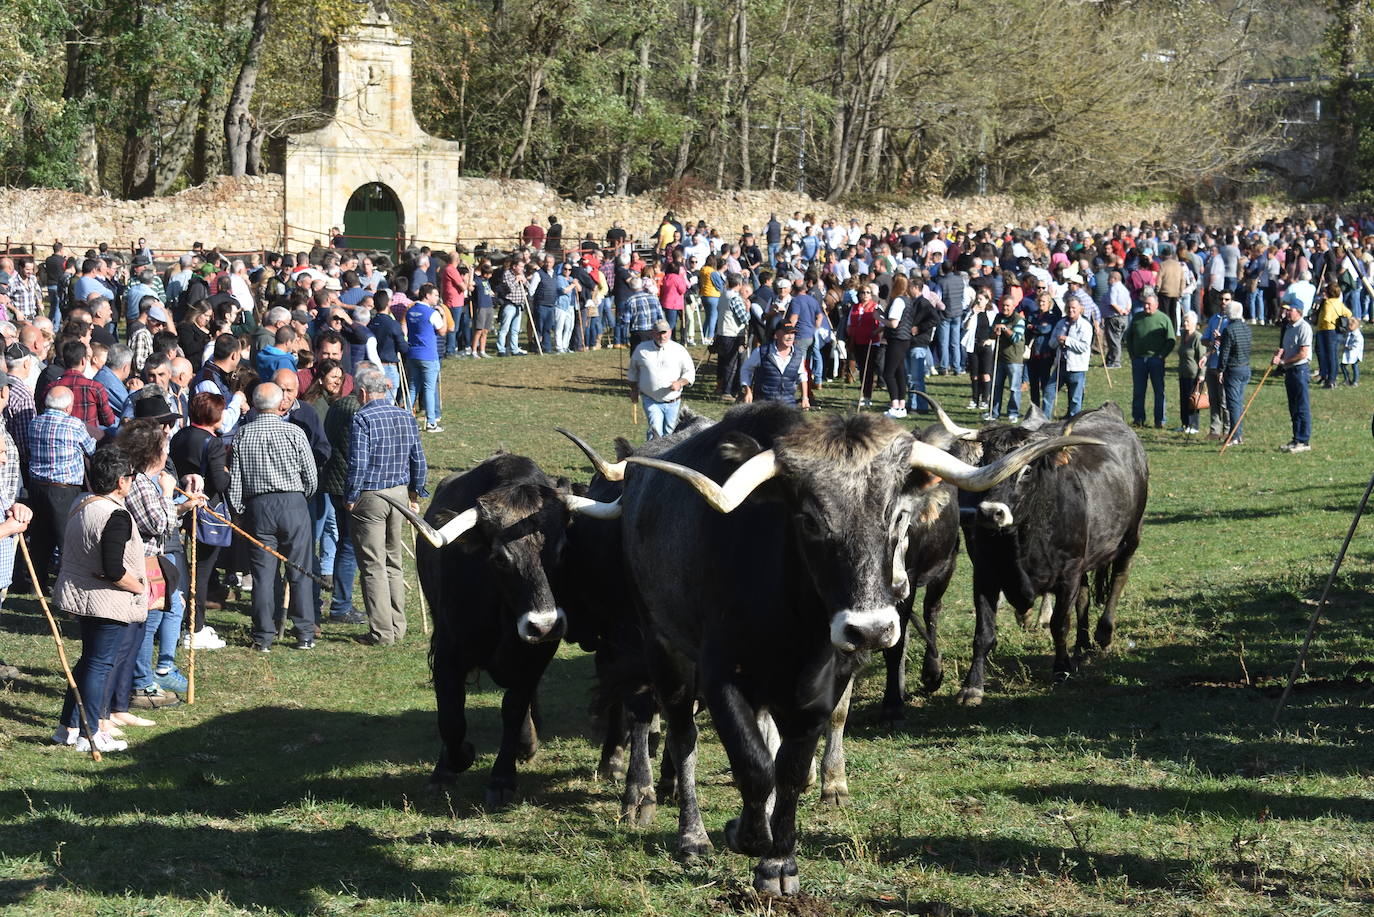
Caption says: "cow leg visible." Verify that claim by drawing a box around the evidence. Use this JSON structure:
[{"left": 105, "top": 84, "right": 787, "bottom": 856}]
[
  {"left": 597, "top": 700, "right": 628, "bottom": 782},
  {"left": 1095, "top": 551, "right": 1136, "bottom": 650},
  {"left": 518, "top": 697, "right": 539, "bottom": 762},
  {"left": 880, "top": 598, "right": 913, "bottom": 722},
  {"left": 663, "top": 695, "right": 713, "bottom": 860},
  {"left": 1036, "top": 593, "right": 1054, "bottom": 628},
  {"left": 655, "top": 736, "right": 677, "bottom": 805},
  {"left": 819, "top": 675, "right": 852, "bottom": 806},
  {"left": 920, "top": 573, "right": 951, "bottom": 694},
  {"left": 959, "top": 576, "right": 1001, "bottom": 706},
  {"left": 485, "top": 684, "right": 538, "bottom": 810},
  {"left": 1049, "top": 581, "right": 1081, "bottom": 684},
  {"left": 756, "top": 709, "right": 782, "bottom": 818},
  {"left": 429, "top": 658, "right": 475, "bottom": 788},
  {"left": 620, "top": 685, "right": 659, "bottom": 827},
  {"left": 706, "top": 683, "right": 774, "bottom": 859},
  {"left": 754, "top": 717, "right": 822, "bottom": 897},
  {"left": 1072, "top": 574, "right": 1093, "bottom": 666}
]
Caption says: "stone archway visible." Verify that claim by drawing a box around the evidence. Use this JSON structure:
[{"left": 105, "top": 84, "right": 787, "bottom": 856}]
[{"left": 343, "top": 181, "right": 404, "bottom": 258}]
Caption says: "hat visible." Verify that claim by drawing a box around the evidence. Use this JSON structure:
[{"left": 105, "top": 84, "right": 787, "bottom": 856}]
[
  {"left": 775, "top": 322, "right": 799, "bottom": 335},
  {"left": 4, "top": 343, "right": 32, "bottom": 363},
  {"left": 290, "top": 309, "right": 313, "bottom": 325},
  {"left": 324, "top": 277, "right": 342, "bottom": 292},
  {"left": 179, "top": 254, "right": 192, "bottom": 266},
  {"left": 147, "top": 305, "right": 170, "bottom": 324},
  {"left": 1061, "top": 265, "right": 1083, "bottom": 283},
  {"left": 132, "top": 393, "right": 180, "bottom": 424},
  {"left": 132, "top": 254, "right": 151, "bottom": 267},
  {"left": 652, "top": 319, "right": 671, "bottom": 333}
]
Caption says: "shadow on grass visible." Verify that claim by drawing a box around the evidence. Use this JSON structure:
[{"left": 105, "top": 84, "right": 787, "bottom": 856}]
[{"left": 1004, "top": 780, "right": 1374, "bottom": 822}]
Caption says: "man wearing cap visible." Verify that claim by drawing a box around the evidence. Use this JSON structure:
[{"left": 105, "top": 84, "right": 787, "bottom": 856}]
[
  {"left": 740, "top": 322, "right": 811, "bottom": 409},
  {"left": 1274, "top": 300, "right": 1313, "bottom": 453},
  {"left": 628, "top": 320, "right": 694, "bottom": 440}
]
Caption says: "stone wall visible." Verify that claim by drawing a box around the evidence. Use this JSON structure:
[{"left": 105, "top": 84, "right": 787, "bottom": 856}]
[
  {"left": 0, "top": 176, "right": 285, "bottom": 255},
  {"left": 0, "top": 172, "right": 1315, "bottom": 258}
]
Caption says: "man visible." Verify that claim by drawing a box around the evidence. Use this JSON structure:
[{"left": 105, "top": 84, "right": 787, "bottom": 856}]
[
  {"left": 73, "top": 258, "right": 113, "bottom": 306},
  {"left": 1274, "top": 300, "right": 1313, "bottom": 453},
  {"left": 40, "top": 340, "right": 115, "bottom": 434},
  {"left": 298, "top": 329, "right": 355, "bottom": 396},
  {"left": 1282, "top": 269, "right": 1317, "bottom": 318},
  {"left": 1202, "top": 291, "right": 1233, "bottom": 439},
  {"left": 165, "top": 255, "right": 194, "bottom": 311},
  {"left": 765, "top": 213, "right": 782, "bottom": 268},
  {"left": 529, "top": 254, "right": 559, "bottom": 355},
  {"left": 257, "top": 327, "right": 299, "bottom": 379},
  {"left": 4, "top": 346, "right": 35, "bottom": 469},
  {"left": 346, "top": 367, "right": 428, "bottom": 646},
  {"left": 786, "top": 281, "right": 827, "bottom": 387},
  {"left": 1044, "top": 296, "right": 1094, "bottom": 418},
  {"left": 228, "top": 382, "right": 318, "bottom": 652},
  {"left": 521, "top": 215, "right": 546, "bottom": 251},
  {"left": 191, "top": 334, "right": 244, "bottom": 437},
  {"left": 253, "top": 305, "right": 292, "bottom": 356},
  {"left": 740, "top": 322, "right": 811, "bottom": 409},
  {"left": 93, "top": 342, "right": 138, "bottom": 430},
  {"left": 27, "top": 386, "right": 96, "bottom": 589},
  {"left": 405, "top": 283, "right": 445, "bottom": 432},
  {"left": 628, "top": 320, "right": 694, "bottom": 440},
  {"left": 1124, "top": 292, "right": 1177, "bottom": 428},
  {"left": 276, "top": 367, "right": 334, "bottom": 626},
  {"left": 124, "top": 268, "right": 161, "bottom": 323},
  {"left": 1104, "top": 269, "right": 1131, "bottom": 368},
  {"left": 1217, "top": 300, "right": 1252, "bottom": 447},
  {"left": 43, "top": 243, "right": 67, "bottom": 322},
  {"left": 10, "top": 258, "right": 41, "bottom": 322},
  {"left": 320, "top": 373, "right": 365, "bottom": 625},
  {"left": 716, "top": 273, "right": 750, "bottom": 398},
  {"left": 618, "top": 275, "right": 666, "bottom": 350},
  {"left": 936, "top": 265, "right": 968, "bottom": 375}
]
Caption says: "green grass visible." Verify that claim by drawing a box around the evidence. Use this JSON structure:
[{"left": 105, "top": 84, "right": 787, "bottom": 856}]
[{"left": 3, "top": 332, "right": 1374, "bottom": 916}]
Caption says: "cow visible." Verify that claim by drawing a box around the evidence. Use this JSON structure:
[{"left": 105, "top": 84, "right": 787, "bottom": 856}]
[
  {"left": 935, "top": 401, "right": 1148, "bottom": 705},
  {"left": 573, "top": 402, "right": 1091, "bottom": 896},
  {"left": 383, "top": 452, "right": 620, "bottom": 809}
]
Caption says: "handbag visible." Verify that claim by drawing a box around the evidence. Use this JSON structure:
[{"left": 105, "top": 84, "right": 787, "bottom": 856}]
[
  {"left": 1187, "top": 376, "right": 1209, "bottom": 412},
  {"left": 145, "top": 555, "right": 167, "bottom": 611},
  {"left": 193, "top": 436, "right": 233, "bottom": 547}
]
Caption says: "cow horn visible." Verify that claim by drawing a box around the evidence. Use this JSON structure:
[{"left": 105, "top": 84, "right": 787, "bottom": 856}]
[
  {"left": 908, "top": 436, "right": 1106, "bottom": 492},
  {"left": 561, "top": 494, "right": 622, "bottom": 520},
  {"left": 555, "top": 428, "right": 626, "bottom": 482},
  {"left": 380, "top": 492, "right": 480, "bottom": 547},
  {"left": 624, "top": 450, "right": 782, "bottom": 513},
  {"left": 912, "top": 391, "right": 978, "bottom": 440}
]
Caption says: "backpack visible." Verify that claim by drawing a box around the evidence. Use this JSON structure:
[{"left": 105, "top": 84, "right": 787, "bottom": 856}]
[{"left": 1336, "top": 314, "right": 1352, "bottom": 334}]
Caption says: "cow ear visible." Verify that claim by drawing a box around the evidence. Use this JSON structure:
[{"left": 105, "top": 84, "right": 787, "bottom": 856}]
[
  {"left": 1020, "top": 405, "right": 1048, "bottom": 430},
  {"left": 717, "top": 432, "right": 763, "bottom": 465},
  {"left": 551, "top": 476, "right": 575, "bottom": 495},
  {"left": 613, "top": 437, "right": 634, "bottom": 461}
]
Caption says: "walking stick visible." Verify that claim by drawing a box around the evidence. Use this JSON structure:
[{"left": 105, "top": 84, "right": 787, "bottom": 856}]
[
  {"left": 397, "top": 360, "right": 411, "bottom": 411},
  {"left": 1095, "top": 324, "right": 1114, "bottom": 388},
  {"left": 19, "top": 536, "right": 100, "bottom": 761},
  {"left": 1219, "top": 362, "right": 1275, "bottom": 454},
  {"left": 522, "top": 301, "right": 544, "bottom": 355},
  {"left": 1272, "top": 467, "right": 1374, "bottom": 723},
  {"left": 174, "top": 487, "right": 328, "bottom": 588},
  {"left": 187, "top": 526, "right": 197, "bottom": 704}
]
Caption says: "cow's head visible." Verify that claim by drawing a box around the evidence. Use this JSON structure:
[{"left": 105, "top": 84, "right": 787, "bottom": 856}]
[
  {"left": 383, "top": 485, "right": 620, "bottom": 644},
  {"left": 624, "top": 412, "right": 1094, "bottom": 654}
]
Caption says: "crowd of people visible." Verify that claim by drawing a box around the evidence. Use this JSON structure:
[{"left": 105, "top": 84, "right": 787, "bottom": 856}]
[{"left": 0, "top": 206, "right": 1369, "bottom": 751}]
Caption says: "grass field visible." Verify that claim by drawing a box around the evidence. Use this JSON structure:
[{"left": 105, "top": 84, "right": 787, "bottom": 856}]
[{"left": 2, "top": 331, "right": 1374, "bottom": 916}]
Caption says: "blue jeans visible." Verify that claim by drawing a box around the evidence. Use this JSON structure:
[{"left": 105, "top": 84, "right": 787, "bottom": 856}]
[
  {"left": 702, "top": 296, "right": 720, "bottom": 341},
  {"left": 537, "top": 304, "right": 556, "bottom": 354},
  {"left": 584, "top": 313, "right": 603, "bottom": 347},
  {"left": 453, "top": 306, "right": 471, "bottom": 351},
  {"left": 47, "top": 285, "right": 63, "bottom": 324},
  {"left": 406, "top": 358, "right": 441, "bottom": 424},
  {"left": 904, "top": 345, "right": 932, "bottom": 411},
  {"left": 328, "top": 493, "right": 358, "bottom": 615},
  {"left": 1131, "top": 356, "right": 1167, "bottom": 425},
  {"left": 992, "top": 362, "right": 1024, "bottom": 419},
  {"left": 1247, "top": 288, "right": 1266, "bottom": 323},
  {"left": 61, "top": 616, "right": 136, "bottom": 734},
  {"left": 382, "top": 363, "right": 401, "bottom": 400},
  {"left": 937, "top": 314, "right": 964, "bottom": 372},
  {"left": 767, "top": 242, "right": 780, "bottom": 266},
  {"left": 641, "top": 396, "right": 682, "bottom": 440},
  {"left": 807, "top": 334, "right": 825, "bottom": 383},
  {"left": 310, "top": 492, "right": 337, "bottom": 619},
  {"left": 497, "top": 303, "right": 523, "bottom": 353},
  {"left": 1045, "top": 369, "right": 1087, "bottom": 418},
  {"left": 1222, "top": 365, "right": 1251, "bottom": 440},
  {"left": 1315, "top": 329, "right": 1338, "bottom": 384},
  {"left": 1285, "top": 365, "right": 1311, "bottom": 443}
]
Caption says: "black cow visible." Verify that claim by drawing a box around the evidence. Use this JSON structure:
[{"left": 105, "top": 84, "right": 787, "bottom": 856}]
[
  {"left": 582, "top": 402, "right": 1087, "bottom": 895},
  {"left": 943, "top": 402, "right": 1147, "bottom": 704},
  {"left": 385, "top": 453, "right": 619, "bottom": 808}
]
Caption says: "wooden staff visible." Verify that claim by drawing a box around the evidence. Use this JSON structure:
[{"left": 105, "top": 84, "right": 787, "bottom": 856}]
[
  {"left": 187, "top": 526, "right": 197, "bottom": 704},
  {"left": 1095, "top": 323, "right": 1113, "bottom": 389},
  {"left": 19, "top": 536, "right": 100, "bottom": 761},
  {"left": 173, "top": 486, "right": 328, "bottom": 588},
  {"left": 412, "top": 532, "right": 429, "bottom": 635},
  {"left": 1219, "top": 362, "right": 1275, "bottom": 454}
]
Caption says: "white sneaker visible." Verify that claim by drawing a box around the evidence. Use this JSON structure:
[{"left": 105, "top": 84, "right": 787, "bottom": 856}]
[
  {"left": 238, "top": 575, "right": 253, "bottom": 593},
  {"left": 966, "top": 399, "right": 978, "bottom": 409},
  {"left": 183, "top": 628, "right": 227, "bottom": 650},
  {"left": 52, "top": 726, "right": 77, "bottom": 746},
  {"left": 1290, "top": 442, "right": 1311, "bottom": 453},
  {"left": 858, "top": 398, "right": 872, "bottom": 408},
  {"left": 76, "top": 731, "right": 127, "bottom": 753},
  {"left": 884, "top": 407, "right": 908, "bottom": 419}
]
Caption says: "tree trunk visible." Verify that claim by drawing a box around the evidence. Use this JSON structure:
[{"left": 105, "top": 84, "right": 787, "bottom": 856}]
[
  {"left": 716, "top": 7, "right": 739, "bottom": 189},
  {"left": 672, "top": 0, "right": 706, "bottom": 180},
  {"left": 736, "top": 0, "right": 751, "bottom": 190},
  {"left": 1332, "top": 0, "right": 1363, "bottom": 197},
  {"left": 767, "top": 108, "right": 784, "bottom": 188},
  {"left": 224, "top": 0, "right": 272, "bottom": 177},
  {"left": 154, "top": 101, "right": 200, "bottom": 195},
  {"left": 825, "top": 0, "right": 849, "bottom": 199},
  {"left": 617, "top": 33, "right": 651, "bottom": 195},
  {"left": 503, "top": 62, "right": 547, "bottom": 177}
]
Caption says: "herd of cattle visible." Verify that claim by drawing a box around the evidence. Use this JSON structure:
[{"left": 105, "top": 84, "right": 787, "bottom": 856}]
[{"left": 382, "top": 397, "right": 1150, "bottom": 897}]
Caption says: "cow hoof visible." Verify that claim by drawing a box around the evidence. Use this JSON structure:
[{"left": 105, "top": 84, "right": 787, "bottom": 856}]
[
  {"left": 820, "top": 783, "right": 850, "bottom": 807},
  {"left": 1095, "top": 621, "right": 1115, "bottom": 650},
  {"left": 655, "top": 777, "right": 678, "bottom": 805},
  {"left": 621, "top": 786, "right": 657, "bottom": 827},
  {"left": 921, "top": 665, "right": 945, "bottom": 694},
  {"left": 484, "top": 784, "right": 516, "bottom": 811},
  {"left": 753, "top": 858, "right": 800, "bottom": 897},
  {"left": 677, "top": 836, "right": 714, "bottom": 863},
  {"left": 879, "top": 702, "right": 906, "bottom": 725},
  {"left": 597, "top": 751, "right": 627, "bottom": 783},
  {"left": 455, "top": 742, "right": 477, "bottom": 773},
  {"left": 724, "top": 817, "right": 770, "bottom": 857},
  {"left": 956, "top": 687, "right": 984, "bottom": 706},
  {"left": 517, "top": 739, "right": 539, "bottom": 763}
]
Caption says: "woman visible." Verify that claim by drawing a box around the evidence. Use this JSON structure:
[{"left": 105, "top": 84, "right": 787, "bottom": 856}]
[
  {"left": 170, "top": 393, "right": 231, "bottom": 650},
  {"left": 121, "top": 418, "right": 200, "bottom": 701},
  {"left": 699, "top": 254, "right": 724, "bottom": 345},
  {"left": 882, "top": 275, "right": 914, "bottom": 419},
  {"left": 964, "top": 288, "right": 997, "bottom": 411},
  {"left": 554, "top": 263, "right": 578, "bottom": 353},
  {"left": 846, "top": 285, "right": 883, "bottom": 407},
  {"left": 51, "top": 447, "right": 147, "bottom": 754},
  {"left": 1313, "top": 281, "right": 1354, "bottom": 388},
  {"left": 470, "top": 263, "right": 495, "bottom": 358},
  {"left": 178, "top": 302, "right": 213, "bottom": 373},
  {"left": 301, "top": 358, "right": 345, "bottom": 423},
  {"left": 659, "top": 262, "right": 687, "bottom": 341},
  {"left": 1176, "top": 310, "right": 1205, "bottom": 435}
]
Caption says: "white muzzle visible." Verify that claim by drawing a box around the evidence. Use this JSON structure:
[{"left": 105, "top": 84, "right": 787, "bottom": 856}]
[
  {"left": 517, "top": 607, "right": 567, "bottom": 644},
  {"left": 830, "top": 606, "right": 901, "bottom": 653}
]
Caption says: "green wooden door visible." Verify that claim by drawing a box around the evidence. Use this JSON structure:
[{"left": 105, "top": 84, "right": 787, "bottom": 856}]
[{"left": 342, "top": 183, "right": 402, "bottom": 258}]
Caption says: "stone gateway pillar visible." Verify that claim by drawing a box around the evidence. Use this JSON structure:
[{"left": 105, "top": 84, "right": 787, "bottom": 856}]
[{"left": 283, "top": 4, "right": 463, "bottom": 257}]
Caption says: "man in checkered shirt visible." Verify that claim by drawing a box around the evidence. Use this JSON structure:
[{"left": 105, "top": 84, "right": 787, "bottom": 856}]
[
  {"left": 345, "top": 367, "right": 427, "bottom": 646},
  {"left": 8, "top": 259, "right": 42, "bottom": 322},
  {"left": 229, "top": 381, "right": 319, "bottom": 652}
]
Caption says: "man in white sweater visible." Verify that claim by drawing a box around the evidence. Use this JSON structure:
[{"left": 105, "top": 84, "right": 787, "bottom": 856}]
[{"left": 628, "top": 320, "right": 695, "bottom": 440}]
